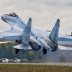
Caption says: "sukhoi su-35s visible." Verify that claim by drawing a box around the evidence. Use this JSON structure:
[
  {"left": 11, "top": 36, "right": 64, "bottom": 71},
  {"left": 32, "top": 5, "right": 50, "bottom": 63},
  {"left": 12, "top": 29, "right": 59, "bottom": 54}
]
[{"left": 1, "top": 12, "right": 72, "bottom": 55}]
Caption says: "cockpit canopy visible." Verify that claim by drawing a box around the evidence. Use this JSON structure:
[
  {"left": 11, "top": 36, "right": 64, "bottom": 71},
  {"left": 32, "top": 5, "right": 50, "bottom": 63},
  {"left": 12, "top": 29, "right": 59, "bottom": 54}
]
[{"left": 8, "top": 12, "right": 18, "bottom": 17}]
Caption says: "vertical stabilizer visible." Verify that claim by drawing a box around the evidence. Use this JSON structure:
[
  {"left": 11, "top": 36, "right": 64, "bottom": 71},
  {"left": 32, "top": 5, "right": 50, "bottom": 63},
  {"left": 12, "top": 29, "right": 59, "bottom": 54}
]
[
  {"left": 21, "top": 17, "right": 32, "bottom": 45},
  {"left": 49, "top": 19, "right": 60, "bottom": 44}
]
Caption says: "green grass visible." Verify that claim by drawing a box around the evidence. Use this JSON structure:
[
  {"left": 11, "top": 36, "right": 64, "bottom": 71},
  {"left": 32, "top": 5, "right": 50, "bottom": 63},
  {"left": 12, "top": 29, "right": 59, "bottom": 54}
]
[{"left": 0, "top": 64, "right": 72, "bottom": 72}]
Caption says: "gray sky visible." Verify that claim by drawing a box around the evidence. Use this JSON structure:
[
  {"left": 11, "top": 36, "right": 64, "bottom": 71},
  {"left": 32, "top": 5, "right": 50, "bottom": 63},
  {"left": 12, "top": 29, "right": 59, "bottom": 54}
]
[{"left": 0, "top": 0, "right": 72, "bottom": 34}]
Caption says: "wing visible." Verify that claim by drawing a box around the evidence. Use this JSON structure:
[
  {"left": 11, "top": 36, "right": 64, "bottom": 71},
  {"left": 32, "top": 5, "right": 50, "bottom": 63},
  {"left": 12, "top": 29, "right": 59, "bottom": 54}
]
[
  {"left": 0, "top": 29, "right": 22, "bottom": 41},
  {"left": 58, "top": 45, "right": 72, "bottom": 50}
]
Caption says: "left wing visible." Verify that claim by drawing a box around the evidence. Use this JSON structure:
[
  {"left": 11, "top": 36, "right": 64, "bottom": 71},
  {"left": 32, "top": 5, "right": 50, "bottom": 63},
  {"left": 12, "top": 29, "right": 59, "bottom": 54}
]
[{"left": 0, "top": 29, "right": 22, "bottom": 41}]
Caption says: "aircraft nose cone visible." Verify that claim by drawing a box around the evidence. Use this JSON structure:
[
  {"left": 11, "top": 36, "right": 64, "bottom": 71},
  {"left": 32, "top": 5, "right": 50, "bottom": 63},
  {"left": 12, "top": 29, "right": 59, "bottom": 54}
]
[{"left": 1, "top": 15, "right": 8, "bottom": 23}]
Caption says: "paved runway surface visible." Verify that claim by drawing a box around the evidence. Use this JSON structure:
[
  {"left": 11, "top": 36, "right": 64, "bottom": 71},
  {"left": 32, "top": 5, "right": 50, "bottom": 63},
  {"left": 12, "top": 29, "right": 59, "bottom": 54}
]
[{"left": 0, "top": 63, "right": 72, "bottom": 66}]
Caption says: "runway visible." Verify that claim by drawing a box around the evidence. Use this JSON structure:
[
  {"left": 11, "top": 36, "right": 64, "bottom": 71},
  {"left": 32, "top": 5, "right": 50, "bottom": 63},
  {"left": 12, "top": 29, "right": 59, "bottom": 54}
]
[{"left": 0, "top": 63, "right": 72, "bottom": 66}]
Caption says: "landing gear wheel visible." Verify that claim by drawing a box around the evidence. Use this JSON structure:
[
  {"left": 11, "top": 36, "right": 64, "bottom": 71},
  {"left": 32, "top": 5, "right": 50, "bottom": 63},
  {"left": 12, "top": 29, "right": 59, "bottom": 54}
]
[{"left": 43, "top": 48, "right": 47, "bottom": 55}]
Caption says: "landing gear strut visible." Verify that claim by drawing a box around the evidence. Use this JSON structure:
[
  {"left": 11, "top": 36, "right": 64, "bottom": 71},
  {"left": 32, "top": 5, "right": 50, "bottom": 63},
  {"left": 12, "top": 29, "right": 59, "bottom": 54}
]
[{"left": 15, "top": 49, "right": 20, "bottom": 54}]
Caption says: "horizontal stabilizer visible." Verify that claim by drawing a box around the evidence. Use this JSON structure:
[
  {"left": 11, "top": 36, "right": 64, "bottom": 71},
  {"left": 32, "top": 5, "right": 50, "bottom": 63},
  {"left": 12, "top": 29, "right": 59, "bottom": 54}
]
[{"left": 13, "top": 44, "right": 32, "bottom": 50}]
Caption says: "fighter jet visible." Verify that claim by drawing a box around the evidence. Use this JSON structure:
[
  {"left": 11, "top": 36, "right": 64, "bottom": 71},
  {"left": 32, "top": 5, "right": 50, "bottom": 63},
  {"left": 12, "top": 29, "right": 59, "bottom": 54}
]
[
  {"left": 1, "top": 12, "right": 72, "bottom": 48},
  {"left": 0, "top": 13, "right": 60, "bottom": 54},
  {"left": 1, "top": 12, "right": 72, "bottom": 55}
]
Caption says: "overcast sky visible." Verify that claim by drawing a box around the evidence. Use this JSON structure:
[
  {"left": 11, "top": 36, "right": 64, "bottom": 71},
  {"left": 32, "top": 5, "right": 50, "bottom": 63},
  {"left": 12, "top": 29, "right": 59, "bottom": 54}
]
[{"left": 0, "top": 0, "right": 72, "bottom": 34}]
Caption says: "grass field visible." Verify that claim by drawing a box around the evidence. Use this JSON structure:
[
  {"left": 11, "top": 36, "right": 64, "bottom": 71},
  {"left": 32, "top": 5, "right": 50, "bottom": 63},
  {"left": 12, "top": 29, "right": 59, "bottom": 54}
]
[{"left": 0, "top": 64, "right": 72, "bottom": 72}]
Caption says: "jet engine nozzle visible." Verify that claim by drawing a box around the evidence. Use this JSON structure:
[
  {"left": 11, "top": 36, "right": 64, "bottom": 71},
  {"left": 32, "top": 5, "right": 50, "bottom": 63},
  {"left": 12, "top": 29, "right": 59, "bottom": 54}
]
[{"left": 51, "top": 44, "right": 58, "bottom": 52}]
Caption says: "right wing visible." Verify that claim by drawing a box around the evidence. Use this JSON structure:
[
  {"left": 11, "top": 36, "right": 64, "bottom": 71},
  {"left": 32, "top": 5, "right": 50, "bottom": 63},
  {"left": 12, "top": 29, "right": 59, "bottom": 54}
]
[{"left": 58, "top": 45, "right": 72, "bottom": 50}]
